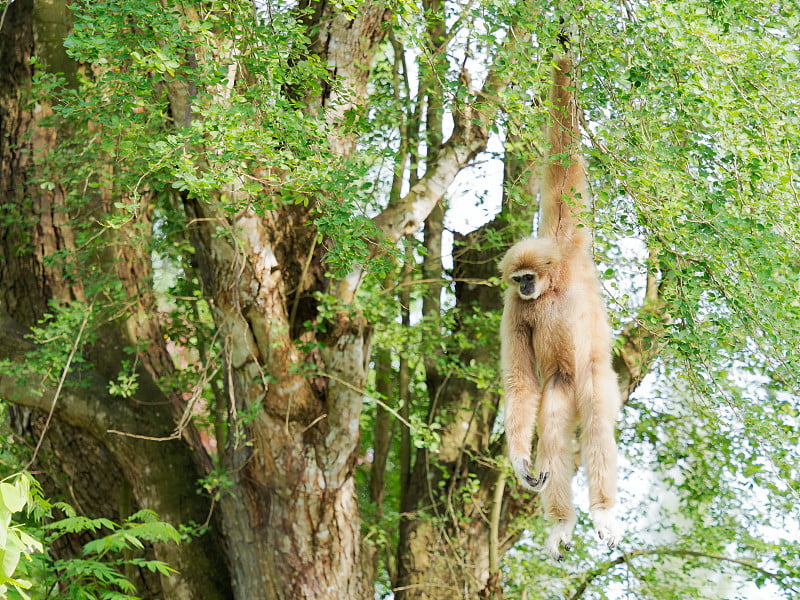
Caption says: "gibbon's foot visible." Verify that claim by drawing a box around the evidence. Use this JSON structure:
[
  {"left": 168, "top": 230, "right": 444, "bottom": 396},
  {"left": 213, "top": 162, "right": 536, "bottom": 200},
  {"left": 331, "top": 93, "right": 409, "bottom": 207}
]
[
  {"left": 510, "top": 456, "right": 549, "bottom": 491},
  {"left": 545, "top": 518, "right": 577, "bottom": 561},
  {"left": 591, "top": 508, "right": 622, "bottom": 550}
]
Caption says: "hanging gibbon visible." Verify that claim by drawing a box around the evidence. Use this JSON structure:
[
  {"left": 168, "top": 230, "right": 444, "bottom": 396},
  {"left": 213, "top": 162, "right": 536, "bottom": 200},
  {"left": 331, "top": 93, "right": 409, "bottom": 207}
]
[{"left": 499, "top": 53, "right": 622, "bottom": 560}]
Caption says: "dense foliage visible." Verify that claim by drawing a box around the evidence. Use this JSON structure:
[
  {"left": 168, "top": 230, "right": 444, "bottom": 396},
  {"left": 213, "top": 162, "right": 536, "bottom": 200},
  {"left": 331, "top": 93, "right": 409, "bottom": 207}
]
[{"left": 0, "top": 0, "right": 798, "bottom": 598}]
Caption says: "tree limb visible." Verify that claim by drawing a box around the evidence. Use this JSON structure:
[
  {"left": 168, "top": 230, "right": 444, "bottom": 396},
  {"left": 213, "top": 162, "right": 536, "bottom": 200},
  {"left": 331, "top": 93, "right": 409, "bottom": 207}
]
[
  {"left": 569, "top": 547, "right": 796, "bottom": 600},
  {"left": 373, "top": 23, "right": 530, "bottom": 244},
  {"left": 0, "top": 312, "right": 123, "bottom": 437},
  {"left": 330, "top": 23, "right": 532, "bottom": 307}
]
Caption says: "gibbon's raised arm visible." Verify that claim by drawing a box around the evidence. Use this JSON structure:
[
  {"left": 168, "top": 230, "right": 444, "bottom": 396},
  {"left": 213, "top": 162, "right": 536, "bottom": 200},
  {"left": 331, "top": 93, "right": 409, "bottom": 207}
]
[
  {"left": 538, "top": 57, "right": 590, "bottom": 251},
  {"left": 499, "top": 51, "right": 622, "bottom": 561}
]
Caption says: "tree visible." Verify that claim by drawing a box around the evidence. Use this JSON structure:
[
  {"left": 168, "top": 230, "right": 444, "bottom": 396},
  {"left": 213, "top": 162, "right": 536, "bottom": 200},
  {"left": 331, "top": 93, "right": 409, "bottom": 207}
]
[{"left": 1, "top": 0, "right": 798, "bottom": 599}]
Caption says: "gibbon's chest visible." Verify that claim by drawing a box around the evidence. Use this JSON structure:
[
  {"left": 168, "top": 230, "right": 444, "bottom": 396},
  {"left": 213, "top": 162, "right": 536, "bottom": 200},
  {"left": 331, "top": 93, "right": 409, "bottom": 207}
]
[{"left": 528, "top": 288, "right": 586, "bottom": 371}]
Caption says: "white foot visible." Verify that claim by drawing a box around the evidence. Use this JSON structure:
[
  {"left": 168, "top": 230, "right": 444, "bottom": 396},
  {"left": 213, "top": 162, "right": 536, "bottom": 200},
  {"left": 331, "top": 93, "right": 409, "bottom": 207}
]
[
  {"left": 545, "top": 517, "right": 576, "bottom": 561},
  {"left": 591, "top": 507, "right": 622, "bottom": 550}
]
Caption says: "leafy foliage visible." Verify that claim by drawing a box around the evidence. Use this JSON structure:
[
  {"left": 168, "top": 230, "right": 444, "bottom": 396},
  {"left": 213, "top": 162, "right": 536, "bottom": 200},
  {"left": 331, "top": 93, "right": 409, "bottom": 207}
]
[
  {"left": 11, "top": 497, "right": 179, "bottom": 600},
  {"left": 1, "top": 0, "right": 799, "bottom": 598},
  {"left": 0, "top": 474, "right": 43, "bottom": 599},
  {"left": 0, "top": 472, "right": 180, "bottom": 600}
]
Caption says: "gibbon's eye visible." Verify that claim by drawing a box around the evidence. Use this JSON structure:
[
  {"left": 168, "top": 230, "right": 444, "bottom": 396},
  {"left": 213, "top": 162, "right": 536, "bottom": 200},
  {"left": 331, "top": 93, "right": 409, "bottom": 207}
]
[{"left": 512, "top": 273, "right": 536, "bottom": 285}]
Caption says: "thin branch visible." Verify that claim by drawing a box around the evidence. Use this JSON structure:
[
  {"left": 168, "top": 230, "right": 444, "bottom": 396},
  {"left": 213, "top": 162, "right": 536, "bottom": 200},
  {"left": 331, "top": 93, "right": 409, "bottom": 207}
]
[
  {"left": 372, "top": 21, "right": 532, "bottom": 244},
  {"left": 288, "top": 235, "right": 318, "bottom": 331},
  {"left": 25, "top": 306, "right": 93, "bottom": 470},
  {"left": 109, "top": 363, "right": 220, "bottom": 443},
  {"left": 378, "top": 277, "right": 496, "bottom": 295},
  {"left": 322, "top": 371, "right": 417, "bottom": 432},
  {"left": 106, "top": 429, "right": 182, "bottom": 442},
  {"left": 488, "top": 459, "right": 506, "bottom": 575},
  {"left": 569, "top": 555, "right": 626, "bottom": 600},
  {"left": 0, "top": 1, "right": 11, "bottom": 33},
  {"left": 569, "top": 547, "right": 797, "bottom": 600}
]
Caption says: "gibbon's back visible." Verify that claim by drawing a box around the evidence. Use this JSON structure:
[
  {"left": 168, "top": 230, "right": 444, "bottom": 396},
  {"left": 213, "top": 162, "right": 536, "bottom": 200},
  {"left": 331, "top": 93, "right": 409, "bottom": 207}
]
[{"left": 538, "top": 57, "right": 590, "bottom": 251}]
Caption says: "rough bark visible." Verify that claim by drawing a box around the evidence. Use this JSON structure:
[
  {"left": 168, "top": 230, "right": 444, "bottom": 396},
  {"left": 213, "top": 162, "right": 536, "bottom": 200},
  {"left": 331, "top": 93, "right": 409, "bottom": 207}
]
[
  {"left": 164, "top": 2, "right": 391, "bottom": 598},
  {"left": 3, "top": 0, "right": 393, "bottom": 597},
  {"left": 0, "top": 314, "right": 231, "bottom": 600},
  {"left": 0, "top": 2, "right": 230, "bottom": 599}
]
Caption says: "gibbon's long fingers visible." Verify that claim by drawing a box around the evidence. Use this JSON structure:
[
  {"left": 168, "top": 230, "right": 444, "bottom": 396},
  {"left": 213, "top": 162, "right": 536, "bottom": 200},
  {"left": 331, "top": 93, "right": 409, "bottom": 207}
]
[
  {"left": 512, "top": 457, "right": 550, "bottom": 491},
  {"left": 524, "top": 470, "right": 549, "bottom": 491}
]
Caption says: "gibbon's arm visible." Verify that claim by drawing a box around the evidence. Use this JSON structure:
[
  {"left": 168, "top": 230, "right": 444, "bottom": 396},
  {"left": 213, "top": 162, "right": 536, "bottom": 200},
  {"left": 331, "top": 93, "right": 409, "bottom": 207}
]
[
  {"left": 501, "top": 306, "right": 549, "bottom": 489},
  {"left": 538, "top": 56, "right": 590, "bottom": 250}
]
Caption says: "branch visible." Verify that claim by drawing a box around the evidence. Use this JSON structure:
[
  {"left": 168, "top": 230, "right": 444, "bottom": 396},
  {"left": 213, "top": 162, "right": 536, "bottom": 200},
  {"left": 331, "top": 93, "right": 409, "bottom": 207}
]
[
  {"left": 329, "top": 24, "right": 531, "bottom": 306},
  {"left": 372, "top": 22, "right": 531, "bottom": 244},
  {"left": 569, "top": 547, "right": 796, "bottom": 600},
  {"left": 25, "top": 305, "right": 92, "bottom": 469},
  {"left": 569, "top": 554, "right": 627, "bottom": 600},
  {"left": 0, "top": 311, "right": 170, "bottom": 441},
  {"left": 488, "top": 458, "right": 506, "bottom": 575}
]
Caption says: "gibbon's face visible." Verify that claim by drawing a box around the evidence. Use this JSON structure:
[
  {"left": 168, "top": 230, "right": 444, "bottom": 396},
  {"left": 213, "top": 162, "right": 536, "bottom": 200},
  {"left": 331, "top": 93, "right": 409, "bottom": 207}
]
[
  {"left": 498, "top": 237, "right": 560, "bottom": 301},
  {"left": 511, "top": 270, "right": 547, "bottom": 300}
]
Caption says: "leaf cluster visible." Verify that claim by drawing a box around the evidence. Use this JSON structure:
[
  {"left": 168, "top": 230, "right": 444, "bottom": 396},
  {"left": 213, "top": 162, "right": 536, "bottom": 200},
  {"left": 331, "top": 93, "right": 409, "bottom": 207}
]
[{"left": 7, "top": 492, "right": 180, "bottom": 600}]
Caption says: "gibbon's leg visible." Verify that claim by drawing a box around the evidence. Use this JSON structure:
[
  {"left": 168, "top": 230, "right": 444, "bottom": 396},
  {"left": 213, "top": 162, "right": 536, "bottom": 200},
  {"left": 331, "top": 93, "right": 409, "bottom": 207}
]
[
  {"left": 504, "top": 327, "right": 549, "bottom": 489},
  {"left": 536, "top": 374, "right": 578, "bottom": 560},
  {"left": 580, "top": 362, "right": 622, "bottom": 549}
]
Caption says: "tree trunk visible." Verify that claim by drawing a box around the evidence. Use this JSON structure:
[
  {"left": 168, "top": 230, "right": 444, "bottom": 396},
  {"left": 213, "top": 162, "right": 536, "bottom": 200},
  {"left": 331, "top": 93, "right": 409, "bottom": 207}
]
[
  {"left": 0, "top": 2, "right": 231, "bottom": 598},
  {"left": 395, "top": 215, "right": 514, "bottom": 599},
  {"left": 160, "top": 3, "right": 392, "bottom": 598},
  {"left": 182, "top": 197, "right": 376, "bottom": 600}
]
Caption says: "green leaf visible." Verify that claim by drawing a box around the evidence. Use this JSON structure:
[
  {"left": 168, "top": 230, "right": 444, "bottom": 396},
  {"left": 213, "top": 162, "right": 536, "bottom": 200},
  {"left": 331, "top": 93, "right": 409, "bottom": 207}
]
[{"left": 0, "top": 484, "right": 25, "bottom": 514}]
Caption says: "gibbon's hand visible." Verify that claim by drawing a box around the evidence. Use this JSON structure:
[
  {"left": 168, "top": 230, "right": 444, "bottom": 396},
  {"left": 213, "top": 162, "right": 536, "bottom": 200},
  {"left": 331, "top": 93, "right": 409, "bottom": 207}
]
[{"left": 511, "top": 456, "right": 549, "bottom": 491}]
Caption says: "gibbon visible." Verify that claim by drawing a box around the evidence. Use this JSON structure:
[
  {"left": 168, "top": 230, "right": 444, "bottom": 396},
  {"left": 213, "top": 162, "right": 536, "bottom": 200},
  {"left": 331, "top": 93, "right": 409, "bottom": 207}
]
[{"left": 499, "top": 54, "right": 622, "bottom": 560}]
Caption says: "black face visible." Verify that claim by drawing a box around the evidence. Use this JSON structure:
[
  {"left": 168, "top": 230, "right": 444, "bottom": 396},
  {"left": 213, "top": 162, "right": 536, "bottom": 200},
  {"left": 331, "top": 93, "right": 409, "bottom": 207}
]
[{"left": 512, "top": 272, "right": 536, "bottom": 297}]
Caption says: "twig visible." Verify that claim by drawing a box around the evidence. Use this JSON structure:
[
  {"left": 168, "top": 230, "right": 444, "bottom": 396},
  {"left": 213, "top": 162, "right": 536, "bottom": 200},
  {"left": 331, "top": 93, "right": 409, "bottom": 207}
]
[
  {"left": 288, "top": 235, "right": 318, "bottom": 331},
  {"left": 0, "top": 1, "right": 10, "bottom": 33},
  {"left": 106, "top": 429, "right": 181, "bottom": 442},
  {"left": 109, "top": 363, "right": 220, "bottom": 443},
  {"left": 488, "top": 458, "right": 506, "bottom": 575},
  {"left": 25, "top": 306, "right": 93, "bottom": 470},
  {"left": 321, "top": 371, "right": 416, "bottom": 431}
]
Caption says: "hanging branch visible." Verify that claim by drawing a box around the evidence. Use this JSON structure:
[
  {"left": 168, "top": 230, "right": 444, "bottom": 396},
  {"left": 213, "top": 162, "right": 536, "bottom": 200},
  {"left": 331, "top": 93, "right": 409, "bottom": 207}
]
[{"left": 25, "top": 305, "right": 93, "bottom": 470}]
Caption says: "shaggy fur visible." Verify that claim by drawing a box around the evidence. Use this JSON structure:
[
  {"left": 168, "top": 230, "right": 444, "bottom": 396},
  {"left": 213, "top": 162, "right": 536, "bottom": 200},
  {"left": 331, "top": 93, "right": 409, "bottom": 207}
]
[{"left": 499, "top": 56, "right": 622, "bottom": 560}]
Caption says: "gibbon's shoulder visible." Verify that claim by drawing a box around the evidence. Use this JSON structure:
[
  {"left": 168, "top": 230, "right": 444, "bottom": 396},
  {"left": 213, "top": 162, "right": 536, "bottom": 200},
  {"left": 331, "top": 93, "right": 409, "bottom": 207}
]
[{"left": 498, "top": 237, "right": 561, "bottom": 279}]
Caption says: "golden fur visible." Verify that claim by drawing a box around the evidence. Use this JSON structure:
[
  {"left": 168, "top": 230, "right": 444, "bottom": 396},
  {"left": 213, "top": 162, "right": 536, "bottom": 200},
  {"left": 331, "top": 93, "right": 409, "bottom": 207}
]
[{"left": 499, "top": 56, "right": 622, "bottom": 560}]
